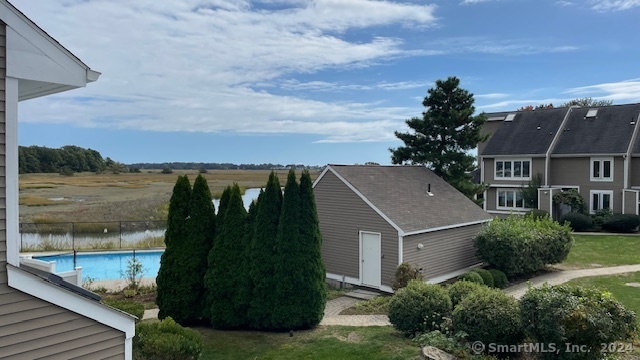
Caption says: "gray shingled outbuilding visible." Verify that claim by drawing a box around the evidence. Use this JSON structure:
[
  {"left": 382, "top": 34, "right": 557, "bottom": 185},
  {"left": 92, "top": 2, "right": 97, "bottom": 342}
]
[{"left": 312, "top": 164, "right": 493, "bottom": 292}]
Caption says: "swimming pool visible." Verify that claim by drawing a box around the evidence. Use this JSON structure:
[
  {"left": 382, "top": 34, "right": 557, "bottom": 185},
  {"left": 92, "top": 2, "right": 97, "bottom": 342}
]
[{"left": 35, "top": 250, "right": 163, "bottom": 282}]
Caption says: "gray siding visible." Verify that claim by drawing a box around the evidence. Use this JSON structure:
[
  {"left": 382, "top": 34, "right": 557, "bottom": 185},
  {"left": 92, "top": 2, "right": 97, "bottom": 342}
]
[
  {"left": 623, "top": 190, "right": 638, "bottom": 215},
  {"left": 314, "top": 171, "right": 398, "bottom": 288},
  {"left": 0, "top": 22, "right": 125, "bottom": 359},
  {"left": 549, "top": 157, "right": 625, "bottom": 213},
  {"left": 403, "top": 224, "right": 484, "bottom": 280}
]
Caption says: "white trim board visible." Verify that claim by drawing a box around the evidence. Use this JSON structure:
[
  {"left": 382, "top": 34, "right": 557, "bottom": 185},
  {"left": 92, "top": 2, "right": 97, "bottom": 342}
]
[
  {"left": 7, "top": 265, "right": 135, "bottom": 359},
  {"left": 402, "top": 219, "right": 491, "bottom": 237},
  {"left": 426, "top": 263, "right": 484, "bottom": 284},
  {"left": 5, "top": 77, "right": 18, "bottom": 267}
]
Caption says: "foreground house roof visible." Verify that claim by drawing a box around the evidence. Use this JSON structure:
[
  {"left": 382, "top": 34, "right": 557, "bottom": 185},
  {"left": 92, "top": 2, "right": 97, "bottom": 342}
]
[{"left": 319, "top": 165, "right": 492, "bottom": 234}]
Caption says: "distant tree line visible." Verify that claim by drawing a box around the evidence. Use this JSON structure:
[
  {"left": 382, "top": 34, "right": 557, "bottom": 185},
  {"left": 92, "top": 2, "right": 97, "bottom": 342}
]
[
  {"left": 129, "top": 162, "right": 319, "bottom": 171},
  {"left": 19, "top": 145, "right": 112, "bottom": 174}
]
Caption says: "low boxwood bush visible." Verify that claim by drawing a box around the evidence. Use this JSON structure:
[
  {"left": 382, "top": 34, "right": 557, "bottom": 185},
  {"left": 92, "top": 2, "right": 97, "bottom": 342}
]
[
  {"left": 134, "top": 316, "right": 203, "bottom": 360},
  {"left": 446, "top": 280, "right": 485, "bottom": 307},
  {"left": 560, "top": 212, "right": 593, "bottom": 232},
  {"left": 388, "top": 280, "right": 452, "bottom": 336},
  {"left": 471, "top": 268, "right": 494, "bottom": 287},
  {"left": 488, "top": 269, "right": 508, "bottom": 289},
  {"left": 474, "top": 214, "right": 574, "bottom": 278},
  {"left": 453, "top": 287, "right": 523, "bottom": 348},
  {"left": 392, "top": 262, "right": 424, "bottom": 291},
  {"left": 602, "top": 213, "right": 640, "bottom": 233},
  {"left": 520, "top": 284, "right": 637, "bottom": 360},
  {"left": 457, "top": 271, "right": 483, "bottom": 284},
  {"left": 103, "top": 298, "right": 145, "bottom": 321}
]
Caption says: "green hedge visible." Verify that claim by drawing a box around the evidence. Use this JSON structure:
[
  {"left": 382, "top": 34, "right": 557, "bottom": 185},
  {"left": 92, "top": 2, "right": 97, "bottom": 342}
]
[
  {"left": 392, "top": 262, "right": 424, "bottom": 291},
  {"left": 488, "top": 269, "right": 508, "bottom": 289},
  {"left": 134, "top": 317, "right": 203, "bottom": 360},
  {"left": 471, "top": 268, "right": 494, "bottom": 287},
  {"left": 452, "top": 287, "right": 523, "bottom": 347},
  {"left": 446, "top": 281, "right": 485, "bottom": 307},
  {"left": 458, "top": 272, "right": 483, "bottom": 284},
  {"left": 602, "top": 214, "right": 640, "bottom": 233},
  {"left": 520, "top": 284, "right": 637, "bottom": 360},
  {"left": 560, "top": 212, "right": 593, "bottom": 232},
  {"left": 474, "top": 215, "right": 573, "bottom": 278},
  {"left": 388, "top": 280, "right": 452, "bottom": 336}
]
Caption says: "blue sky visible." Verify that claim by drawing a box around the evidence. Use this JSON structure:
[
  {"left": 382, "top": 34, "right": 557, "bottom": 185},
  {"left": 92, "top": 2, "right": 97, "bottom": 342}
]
[{"left": 14, "top": 0, "right": 640, "bottom": 166}]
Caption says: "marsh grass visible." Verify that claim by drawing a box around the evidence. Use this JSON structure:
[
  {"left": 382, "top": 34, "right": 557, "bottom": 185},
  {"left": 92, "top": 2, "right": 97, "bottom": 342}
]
[{"left": 19, "top": 195, "right": 60, "bottom": 206}]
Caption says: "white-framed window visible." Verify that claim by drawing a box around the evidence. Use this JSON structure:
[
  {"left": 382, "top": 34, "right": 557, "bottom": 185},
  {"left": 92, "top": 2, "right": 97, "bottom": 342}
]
[
  {"left": 590, "top": 190, "right": 613, "bottom": 214},
  {"left": 495, "top": 159, "right": 531, "bottom": 180},
  {"left": 497, "top": 189, "right": 527, "bottom": 210},
  {"left": 590, "top": 157, "right": 613, "bottom": 182}
]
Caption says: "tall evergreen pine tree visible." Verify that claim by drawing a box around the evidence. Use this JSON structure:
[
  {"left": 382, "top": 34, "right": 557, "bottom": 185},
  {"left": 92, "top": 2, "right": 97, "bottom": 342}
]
[
  {"left": 156, "top": 175, "right": 192, "bottom": 323},
  {"left": 248, "top": 172, "right": 282, "bottom": 330},
  {"left": 271, "top": 169, "right": 305, "bottom": 330},
  {"left": 184, "top": 174, "right": 216, "bottom": 323},
  {"left": 297, "top": 170, "right": 326, "bottom": 327},
  {"left": 205, "top": 184, "right": 248, "bottom": 328},
  {"left": 216, "top": 185, "right": 231, "bottom": 225}
]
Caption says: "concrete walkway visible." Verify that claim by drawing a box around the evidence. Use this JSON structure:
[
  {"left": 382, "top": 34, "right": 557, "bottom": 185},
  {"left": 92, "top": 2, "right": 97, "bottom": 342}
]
[{"left": 504, "top": 264, "right": 640, "bottom": 299}]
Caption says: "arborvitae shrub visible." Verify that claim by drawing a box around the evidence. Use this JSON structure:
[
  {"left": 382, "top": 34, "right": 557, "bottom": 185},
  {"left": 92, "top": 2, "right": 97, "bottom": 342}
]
[
  {"left": 103, "top": 298, "right": 144, "bottom": 321},
  {"left": 453, "top": 287, "right": 523, "bottom": 348},
  {"left": 392, "top": 262, "right": 424, "bottom": 291},
  {"left": 488, "top": 269, "right": 508, "bottom": 289},
  {"left": 205, "top": 184, "right": 248, "bottom": 329},
  {"left": 474, "top": 215, "right": 573, "bottom": 278},
  {"left": 602, "top": 214, "right": 640, "bottom": 233},
  {"left": 388, "top": 280, "right": 452, "bottom": 336},
  {"left": 133, "top": 317, "right": 203, "bottom": 360},
  {"left": 471, "top": 268, "right": 494, "bottom": 287},
  {"left": 458, "top": 271, "right": 483, "bottom": 284},
  {"left": 248, "top": 172, "right": 282, "bottom": 330},
  {"left": 520, "top": 284, "right": 637, "bottom": 360},
  {"left": 157, "top": 175, "right": 192, "bottom": 324},
  {"left": 446, "top": 280, "right": 485, "bottom": 307},
  {"left": 560, "top": 212, "right": 593, "bottom": 232}
]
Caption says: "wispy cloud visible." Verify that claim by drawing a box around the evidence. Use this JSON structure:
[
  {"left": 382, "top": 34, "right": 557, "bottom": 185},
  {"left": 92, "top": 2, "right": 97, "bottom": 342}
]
[
  {"left": 276, "top": 79, "right": 431, "bottom": 92},
  {"left": 16, "top": 0, "right": 438, "bottom": 143},
  {"left": 565, "top": 78, "right": 640, "bottom": 102},
  {"left": 590, "top": 0, "right": 640, "bottom": 11},
  {"left": 460, "top": 0, "right": 495, "bottom": 4},
  {"left": 555, "top": 1, "right": 575, "bottom": 7},
  {"left": 425, "top": 37, "right": 578, "bottom": 56},
  {"left": 475, "top": 93, "right": 510, "bottom": 100}
]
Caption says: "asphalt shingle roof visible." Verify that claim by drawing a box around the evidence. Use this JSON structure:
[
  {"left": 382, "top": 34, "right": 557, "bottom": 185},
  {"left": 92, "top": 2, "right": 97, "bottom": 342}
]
[
  {"left": 328, "top": 165, "right": 492, "bottom": 233},
  {"left": 481, "top": 107, "right": 568, "bottom": 156},
  {"left": 553, "top": 104, "right": 640, "bottom": 155}
]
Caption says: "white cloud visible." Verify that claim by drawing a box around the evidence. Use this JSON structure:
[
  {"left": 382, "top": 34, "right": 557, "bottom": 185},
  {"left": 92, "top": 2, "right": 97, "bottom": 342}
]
[
  {"left": 565, "top": 78, "right": 640, "bottom": 102},
  {"left": 475, "top": 93, "right": 510, "bottom": 100},
  {"left": 555, "top": 1, "right": 575, "bottom": 6},
  {"left": 424, "top": 37, "right": 578, "bottom": 56},
  {"left": 276, "top": 79, "right": 431, "bottom": 92},
  {"left": 460, "top": 0, "right": 494, "bottom": 4},
  {"left": 14, "top": 0, "right": 437, "bottom": 143},
  {"left": 591, "top": 0, "right": 640, "bottom": 11}
]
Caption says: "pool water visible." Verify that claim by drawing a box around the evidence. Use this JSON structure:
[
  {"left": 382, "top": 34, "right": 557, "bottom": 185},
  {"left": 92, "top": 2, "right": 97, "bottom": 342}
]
[{"left": 35, "top": 250, "right": 163, "bottom": 281}]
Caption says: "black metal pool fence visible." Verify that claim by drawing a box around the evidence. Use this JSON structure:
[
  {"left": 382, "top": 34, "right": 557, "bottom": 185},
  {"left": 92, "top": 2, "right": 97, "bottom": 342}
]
[{"left": 19, "top": 220, "right": 166, "bottom": 252}]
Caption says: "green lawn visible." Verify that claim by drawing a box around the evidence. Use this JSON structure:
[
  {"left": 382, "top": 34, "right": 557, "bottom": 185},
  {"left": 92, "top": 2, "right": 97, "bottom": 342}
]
[
  {"left": 196, "top": 326, "right": 420, "bottom": 360},
  {"left": 560, "top": 234, "right": 640, "bottom": 269}
]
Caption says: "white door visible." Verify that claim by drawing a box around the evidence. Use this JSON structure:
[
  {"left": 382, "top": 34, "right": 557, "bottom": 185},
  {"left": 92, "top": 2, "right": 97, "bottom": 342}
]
[{"left": 361, "top": 232, "right": 381, "bottom": 288}]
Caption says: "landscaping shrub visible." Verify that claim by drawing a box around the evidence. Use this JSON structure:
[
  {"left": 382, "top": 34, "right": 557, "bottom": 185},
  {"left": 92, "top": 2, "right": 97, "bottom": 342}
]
[
  {"left": 457, "top": 271, "right": 483, "bottom": 284},
  {"left": 525, "top": 209, "right": 549, "bottom": 220},
  {"left": 446, "top": 280, "right": 485, "bottom": 307},
  {"left": 102, "top": 298, "right": 144, "bottom": 321},
  {"left": 392, "top": 262, "right": 424, "bottom": 291},
  {"left": 520, "top": 284, "right": 637, "bottom": 360},
  {"left": 488, "top": 269, "right": 508, "bottom": 289},
  {"left": 560, "top": 212, "right": 593, "bottom": 232},
  {"left": 452, "top": 287, "right": 523, "bottom": 347},
  {"left": 474, "top": 215, "right": 573, "bottom": 278},
  {"left": 471, "top": 268, "right": 494, "bottom": 287},
  {"left": 388, "top": 280, "right": 452, "bottom": 336},
  {"left": 592, "top": 208, "right": 613, "bottom": 229},
  {"left": 134, "top": 317, "right": 203, "bottom": 360},
  {"left": 602, "top": 213, "right": 640, "bottom": 233}
]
